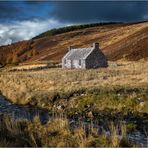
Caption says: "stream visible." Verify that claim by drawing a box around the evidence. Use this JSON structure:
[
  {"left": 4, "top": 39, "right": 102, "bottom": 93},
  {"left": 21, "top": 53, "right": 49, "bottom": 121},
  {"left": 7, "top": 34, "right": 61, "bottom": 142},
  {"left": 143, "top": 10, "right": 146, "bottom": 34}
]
[
  {"left": 0, "top": 95, "right": 147, "bottom": 147},
  {"left": 0, "top": 96, "right": 49, "bottom": 122}
]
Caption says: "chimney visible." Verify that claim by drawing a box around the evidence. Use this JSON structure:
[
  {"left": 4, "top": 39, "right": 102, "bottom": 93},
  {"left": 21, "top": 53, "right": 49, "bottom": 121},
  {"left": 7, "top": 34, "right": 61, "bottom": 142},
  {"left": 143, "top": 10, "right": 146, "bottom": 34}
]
[
  {"left": 68, "top": 46, "right": 72, "bottom": 51},
  {"left": 93, "top": 43, "right": 99, "bottom": 49}
]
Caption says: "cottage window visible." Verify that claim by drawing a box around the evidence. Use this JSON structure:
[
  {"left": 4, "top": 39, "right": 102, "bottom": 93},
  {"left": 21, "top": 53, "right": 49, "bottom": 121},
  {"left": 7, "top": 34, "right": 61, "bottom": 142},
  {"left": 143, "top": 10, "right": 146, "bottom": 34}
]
[
  {"left": 64, "top": 59, "right": 66, "bottom": 64},
  {"left": 79, "top": 60, "right": 81, "bottom": 65}
]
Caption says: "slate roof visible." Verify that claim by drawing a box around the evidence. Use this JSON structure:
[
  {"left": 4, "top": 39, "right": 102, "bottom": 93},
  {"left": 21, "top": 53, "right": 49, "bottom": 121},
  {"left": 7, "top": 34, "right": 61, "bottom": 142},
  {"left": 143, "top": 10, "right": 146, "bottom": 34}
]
[{"left": 63, "top": 47, "right": 94, "bottom": 60}]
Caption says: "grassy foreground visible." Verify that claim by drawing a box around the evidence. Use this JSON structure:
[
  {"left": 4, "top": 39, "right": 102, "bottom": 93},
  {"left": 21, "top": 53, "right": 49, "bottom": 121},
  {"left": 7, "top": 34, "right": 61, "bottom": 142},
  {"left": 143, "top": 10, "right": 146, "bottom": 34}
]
[
  {"left": 0, "top": 61, "right": 147, "bottom": 112},
  {"left": 0, "top": 115, "right": 139, "bottom": 147},
  {"left": 0, "top": 60, "right": 147, "bottom": 147}
]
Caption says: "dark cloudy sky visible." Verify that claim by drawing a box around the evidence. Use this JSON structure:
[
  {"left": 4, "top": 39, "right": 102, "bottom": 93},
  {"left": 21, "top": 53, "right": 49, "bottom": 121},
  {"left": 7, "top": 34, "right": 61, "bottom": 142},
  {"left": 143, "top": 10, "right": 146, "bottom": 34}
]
[{"left": 0, "top": 1, "right": 148, "bottom": 46}]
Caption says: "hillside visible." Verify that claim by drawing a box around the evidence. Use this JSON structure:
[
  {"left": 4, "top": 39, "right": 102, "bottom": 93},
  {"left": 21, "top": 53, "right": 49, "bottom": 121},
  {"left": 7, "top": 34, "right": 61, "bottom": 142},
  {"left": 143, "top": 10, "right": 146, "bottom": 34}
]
[{"left": 0, "top": 22, "right": 148, "bottom": 65}]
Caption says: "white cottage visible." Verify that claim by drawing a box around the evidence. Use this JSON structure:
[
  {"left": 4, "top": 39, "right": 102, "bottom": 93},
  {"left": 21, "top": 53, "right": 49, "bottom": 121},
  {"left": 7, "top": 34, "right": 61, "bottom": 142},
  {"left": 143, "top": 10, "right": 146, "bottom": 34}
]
[{"left": 62, "top": 43, "right": 108, "bottom": 69}]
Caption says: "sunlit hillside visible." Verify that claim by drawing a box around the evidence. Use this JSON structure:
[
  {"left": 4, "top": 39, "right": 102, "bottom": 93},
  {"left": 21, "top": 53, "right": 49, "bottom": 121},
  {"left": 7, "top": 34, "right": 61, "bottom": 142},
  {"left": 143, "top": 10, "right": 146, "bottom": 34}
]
[{"left": 0, "top": 22, "right": 148, "bottom": 65}]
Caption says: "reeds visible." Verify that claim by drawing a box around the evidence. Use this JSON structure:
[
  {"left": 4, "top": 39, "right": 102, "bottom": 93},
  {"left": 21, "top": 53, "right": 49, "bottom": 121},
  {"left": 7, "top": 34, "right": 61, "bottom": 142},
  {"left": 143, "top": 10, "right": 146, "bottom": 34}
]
[{"left": 0, "top": 114, "right": 139, "bottom": 147}]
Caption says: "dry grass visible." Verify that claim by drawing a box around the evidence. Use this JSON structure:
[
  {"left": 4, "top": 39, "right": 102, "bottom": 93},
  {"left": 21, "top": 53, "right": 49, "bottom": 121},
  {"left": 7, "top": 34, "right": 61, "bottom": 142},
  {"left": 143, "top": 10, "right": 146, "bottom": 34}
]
[
  {"left": 0, "top": 60, "right": 147, "bottom": 103},
  {"left": 0, "top": 60, "right": 147, "bottom": 122},
  {"left": 9, "top": 63, "right": 48, "bottom": 71},
  {"left": 0, "top": 63, "right": 147, "bottom": 146},
  {"left": 0, "top": 115, "right": 136, "bottom": 147}
]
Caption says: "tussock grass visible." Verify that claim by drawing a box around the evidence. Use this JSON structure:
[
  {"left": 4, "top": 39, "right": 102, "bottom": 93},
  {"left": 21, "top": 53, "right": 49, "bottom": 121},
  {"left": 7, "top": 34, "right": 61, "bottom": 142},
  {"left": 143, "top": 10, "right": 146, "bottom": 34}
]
[
  {"left": 0, "top": 115, "right": 137, "bottom": 147},
  {"left": 0, "top": 115, "right": 34, "bottom": 147}
]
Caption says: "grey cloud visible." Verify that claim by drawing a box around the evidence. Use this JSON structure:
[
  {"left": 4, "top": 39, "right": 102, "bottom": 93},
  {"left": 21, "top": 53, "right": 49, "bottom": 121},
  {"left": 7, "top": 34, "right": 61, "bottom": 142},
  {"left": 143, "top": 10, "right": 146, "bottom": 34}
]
[
  {"left": 0, "top": 19, "right": 66, "bottom": 46},
  {"left": 0, "top": 1, "right": 148, "bottom": 46},
  {"left": 51, "top": 1, "right": 148, "bottom": 23}
]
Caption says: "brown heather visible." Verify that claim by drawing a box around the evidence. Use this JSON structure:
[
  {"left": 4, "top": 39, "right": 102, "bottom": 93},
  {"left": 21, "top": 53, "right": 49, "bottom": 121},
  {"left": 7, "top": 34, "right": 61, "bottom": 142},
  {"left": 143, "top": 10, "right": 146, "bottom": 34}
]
[{"left": 0, "top": 22, "right": 148, "bottom": 65}]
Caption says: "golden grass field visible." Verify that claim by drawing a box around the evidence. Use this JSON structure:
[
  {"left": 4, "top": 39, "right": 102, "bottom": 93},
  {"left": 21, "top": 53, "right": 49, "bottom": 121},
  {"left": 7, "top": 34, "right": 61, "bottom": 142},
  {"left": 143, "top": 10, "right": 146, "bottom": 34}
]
[{"left": 0, "top": 60, "right": 147, "bottom": 113}]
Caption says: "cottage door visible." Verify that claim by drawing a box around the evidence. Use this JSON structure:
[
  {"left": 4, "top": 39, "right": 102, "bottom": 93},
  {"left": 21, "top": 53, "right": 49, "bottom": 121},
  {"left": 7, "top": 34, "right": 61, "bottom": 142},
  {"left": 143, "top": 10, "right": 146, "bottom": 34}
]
[{"left": 71, "top": 60, "right": 74, "bottom": 68}]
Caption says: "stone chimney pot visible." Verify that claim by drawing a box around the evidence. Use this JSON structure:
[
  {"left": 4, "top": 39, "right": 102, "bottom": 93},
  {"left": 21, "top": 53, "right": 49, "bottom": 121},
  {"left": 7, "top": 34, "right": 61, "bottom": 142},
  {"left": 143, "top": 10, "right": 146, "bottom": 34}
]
[
  {"left": 68, "top": 46, "right": 72, "bottom": 51},
  {"left": 93, "top": 43, "right": 99, "bottom": 49}
]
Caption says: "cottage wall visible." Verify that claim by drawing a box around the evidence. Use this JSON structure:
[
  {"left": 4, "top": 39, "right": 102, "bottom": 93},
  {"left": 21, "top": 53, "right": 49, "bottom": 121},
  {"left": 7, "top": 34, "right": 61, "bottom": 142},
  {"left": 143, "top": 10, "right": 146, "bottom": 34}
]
[
  {"left": 72, "top": 60, "right": 81, "bottom": 68},
  {"left": 62, "top": 59, "right": 71, "bottom": 68},
  {"left": 81, "top": 59, "right": 86, "bottom": 69},
  {"left": 62, "top": 59, "right": 86, "bottom": 69},
  {"left": 85, "top": 48, "right": 108, "bottom": 69}
]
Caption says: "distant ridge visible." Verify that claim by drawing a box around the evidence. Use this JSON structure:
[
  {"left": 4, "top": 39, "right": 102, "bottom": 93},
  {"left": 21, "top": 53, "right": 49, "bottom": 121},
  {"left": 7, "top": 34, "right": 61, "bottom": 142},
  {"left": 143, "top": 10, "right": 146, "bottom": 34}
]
[{"left": 33, "top": 22, "right": 123, "bottom": 40}]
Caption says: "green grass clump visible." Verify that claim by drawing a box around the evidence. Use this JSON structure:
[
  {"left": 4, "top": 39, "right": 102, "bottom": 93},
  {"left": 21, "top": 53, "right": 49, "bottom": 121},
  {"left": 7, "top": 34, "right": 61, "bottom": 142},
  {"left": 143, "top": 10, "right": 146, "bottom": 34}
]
[{"left": 126, "top": 123, "right": 137, "bottom": 132}]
